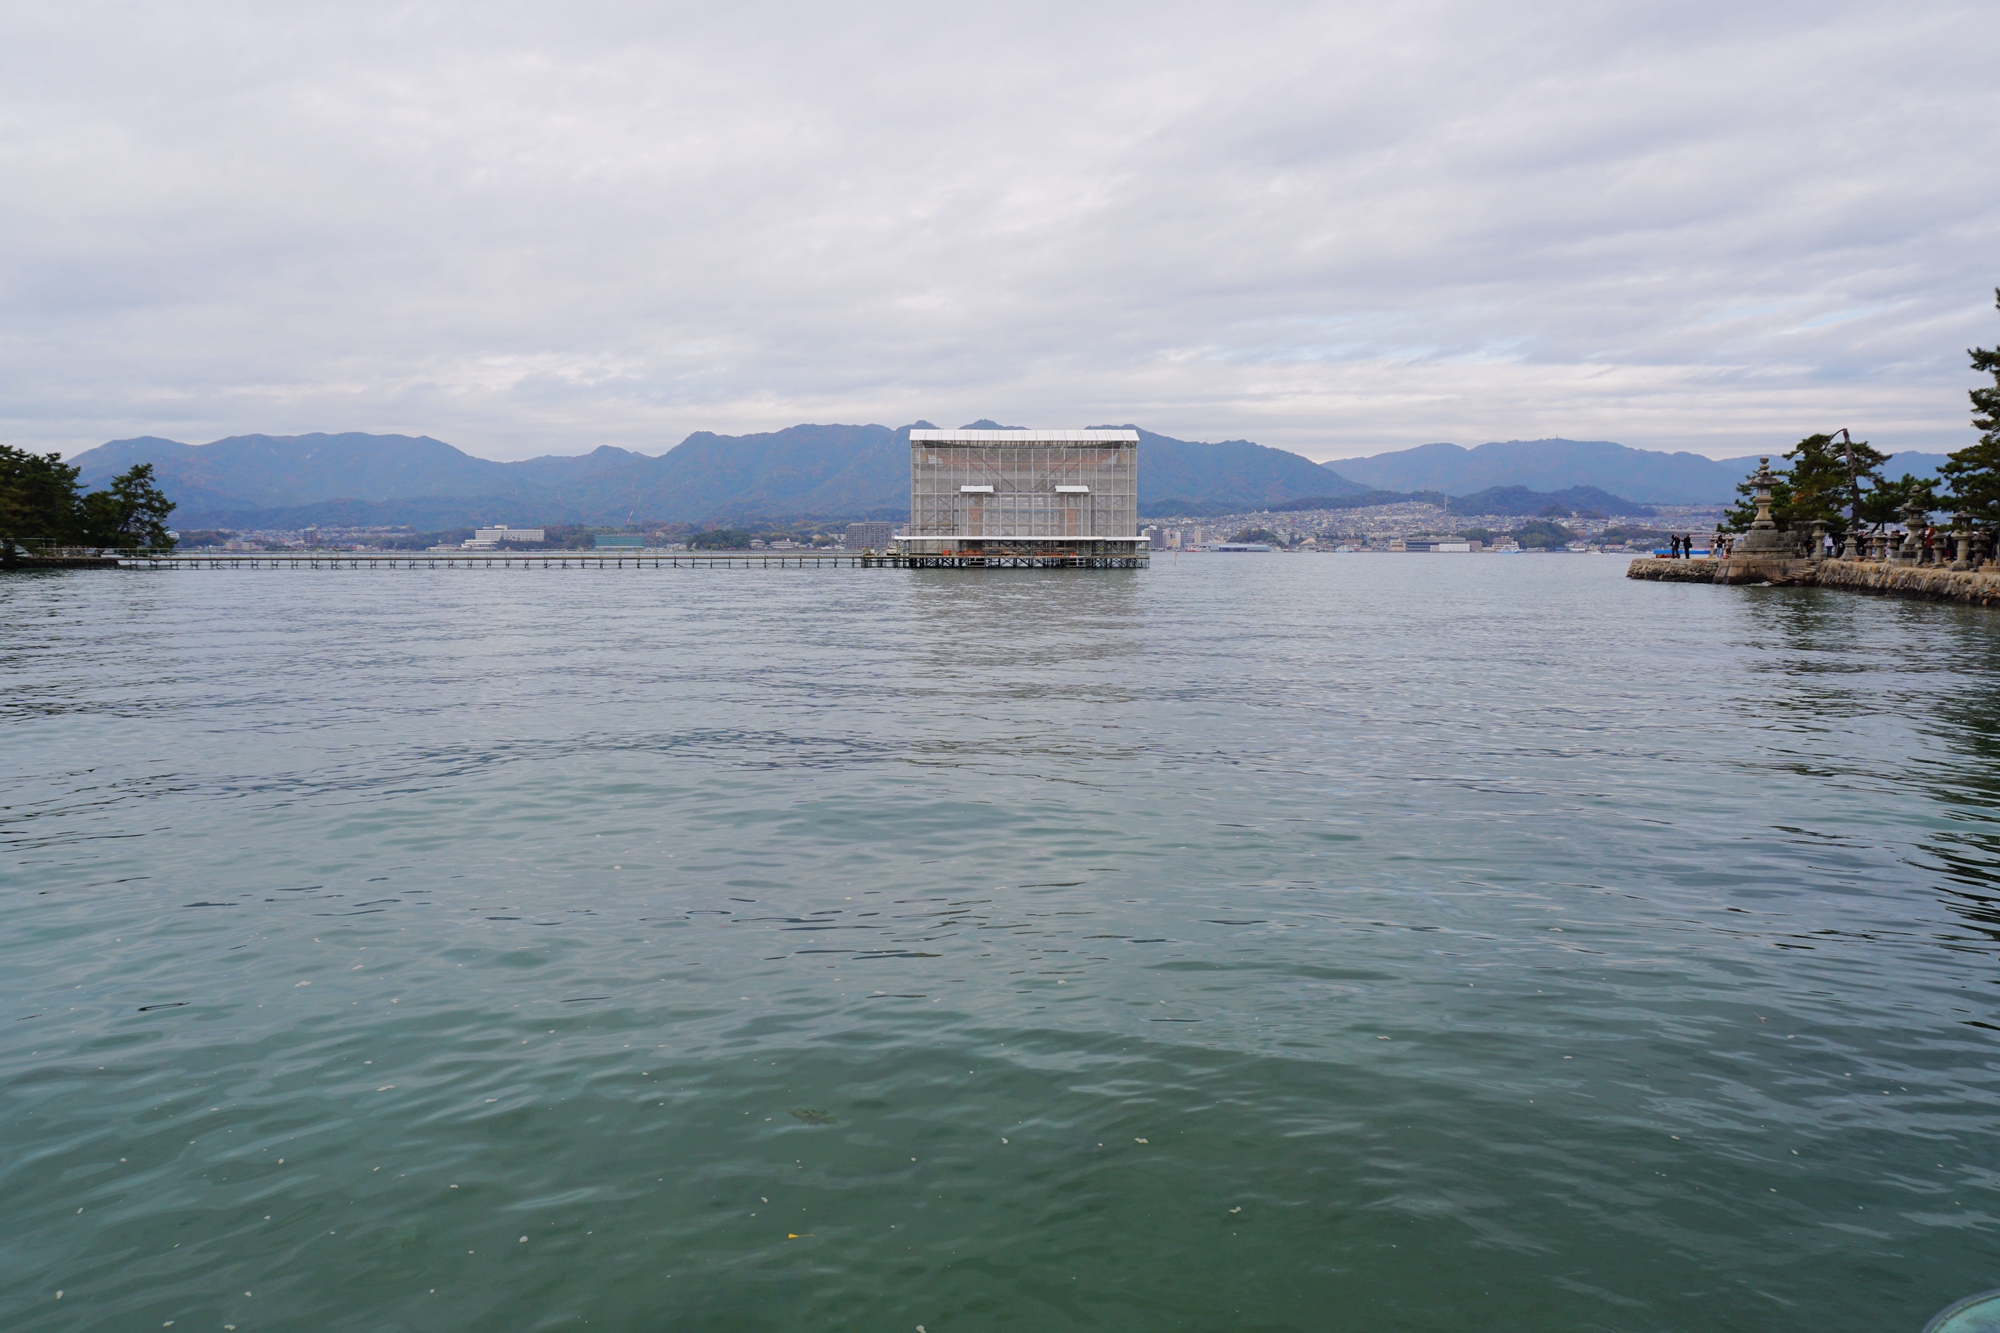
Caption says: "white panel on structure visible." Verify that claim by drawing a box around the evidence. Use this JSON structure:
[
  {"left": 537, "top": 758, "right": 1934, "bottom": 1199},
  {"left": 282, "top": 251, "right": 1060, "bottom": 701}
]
[
  {"left": 1054, "top": 485, "right": 1090, "bottom": 493},
  {"left": 959, "top": 485, "right": 995, "bottom": 493}
]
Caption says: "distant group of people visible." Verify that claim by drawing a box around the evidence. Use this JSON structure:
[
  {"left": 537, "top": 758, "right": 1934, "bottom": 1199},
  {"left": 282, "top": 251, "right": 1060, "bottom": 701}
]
[
  {"left": 1665, "top": 532, "right": 1702, "bottom": 558},
  {"left": 1817, "top": 525, "right": 1950, "bottom": 562},
  {"left": 1657, "top": 524, "right": 1976, "bottom": 564}
]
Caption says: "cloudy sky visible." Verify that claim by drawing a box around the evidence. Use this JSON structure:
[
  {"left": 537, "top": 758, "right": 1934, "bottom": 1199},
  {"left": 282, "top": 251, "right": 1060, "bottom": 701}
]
[{"left": 4, "top": 0, "right": 1997, "bottom": 462}]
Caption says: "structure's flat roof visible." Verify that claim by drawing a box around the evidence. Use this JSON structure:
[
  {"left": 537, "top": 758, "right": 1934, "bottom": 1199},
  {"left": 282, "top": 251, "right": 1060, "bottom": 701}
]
[{"left": 909, "top": 429, "right": 1139, "bottom": 443}]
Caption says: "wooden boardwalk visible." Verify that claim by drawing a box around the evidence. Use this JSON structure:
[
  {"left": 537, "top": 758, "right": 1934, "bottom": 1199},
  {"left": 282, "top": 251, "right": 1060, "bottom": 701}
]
[
  {"left": 115, "top": 551, "right": 1147, "bottom": 571},
  {"left": 126, "top": 552, "right": 895, "bottom": 570}
]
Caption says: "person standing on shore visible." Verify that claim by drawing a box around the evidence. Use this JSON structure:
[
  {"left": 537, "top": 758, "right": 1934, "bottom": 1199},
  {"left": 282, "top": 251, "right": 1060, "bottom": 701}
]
[{"left": 1669, "top": 534, "right": 1681, "bottom": 559}]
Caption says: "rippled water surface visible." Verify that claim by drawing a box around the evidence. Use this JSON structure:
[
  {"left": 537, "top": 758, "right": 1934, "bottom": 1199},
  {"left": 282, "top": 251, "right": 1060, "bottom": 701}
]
[{"left": 5, "top": 556, "right": 2000, "bottom": 1332}]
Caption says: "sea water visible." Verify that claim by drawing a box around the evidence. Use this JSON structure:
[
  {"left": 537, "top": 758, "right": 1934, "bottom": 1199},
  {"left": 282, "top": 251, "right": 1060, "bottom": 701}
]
[{"left": 3, "top": 556, "right": 1998, "bottom": 1331}]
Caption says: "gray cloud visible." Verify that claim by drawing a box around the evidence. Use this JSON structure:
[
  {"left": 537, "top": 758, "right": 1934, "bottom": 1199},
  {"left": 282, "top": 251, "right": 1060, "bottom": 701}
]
[{"left": 3, "top": 0, "right": 1996, "bottom": 461}]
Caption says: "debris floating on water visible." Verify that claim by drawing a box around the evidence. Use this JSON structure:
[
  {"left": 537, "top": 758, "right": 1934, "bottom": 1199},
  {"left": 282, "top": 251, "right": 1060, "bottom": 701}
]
[{"left": 789, "top": 1107, "right": 836, "bottom": 1125}]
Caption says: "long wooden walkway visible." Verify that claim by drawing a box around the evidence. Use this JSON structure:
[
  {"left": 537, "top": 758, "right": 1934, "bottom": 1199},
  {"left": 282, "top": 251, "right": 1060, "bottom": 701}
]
[
  {"left": 116, "top": 551, "right": 1147, "bottom": 570},
  {"left": 125, "top": 552, "right": 895, "bottom": 570}
]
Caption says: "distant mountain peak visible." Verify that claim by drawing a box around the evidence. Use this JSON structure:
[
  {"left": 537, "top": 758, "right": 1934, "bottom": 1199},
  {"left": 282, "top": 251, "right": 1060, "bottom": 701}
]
[
  {"left": 1330, "top": 437, "right": 1751, "bottom": 504},
  {"left": 959, "top": 419, "right": 1024, "bottom": 430}
]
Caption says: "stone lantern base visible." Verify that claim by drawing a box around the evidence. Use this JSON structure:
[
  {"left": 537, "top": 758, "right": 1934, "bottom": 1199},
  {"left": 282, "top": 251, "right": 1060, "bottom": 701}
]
[{"left": 1714, "top": 552, "right": 1816, "bottom": 584}]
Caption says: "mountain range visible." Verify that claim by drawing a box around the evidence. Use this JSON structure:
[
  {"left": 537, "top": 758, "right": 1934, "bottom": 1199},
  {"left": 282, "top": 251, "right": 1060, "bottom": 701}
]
[
  {"left": 66, "top": 425, "right": 1957, "bottom": 530},
  {"left": 1328, "top": 438, "right": 1949, "bottom": 505},
  {"left": 71, "top": 422, "right": 1357, "bottom": 530}
]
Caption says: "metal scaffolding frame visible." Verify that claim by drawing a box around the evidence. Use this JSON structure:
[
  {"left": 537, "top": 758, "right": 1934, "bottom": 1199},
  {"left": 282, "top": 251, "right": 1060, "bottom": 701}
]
[{"left": 900, "top": 428, "right": 1145, "bottom": 568}]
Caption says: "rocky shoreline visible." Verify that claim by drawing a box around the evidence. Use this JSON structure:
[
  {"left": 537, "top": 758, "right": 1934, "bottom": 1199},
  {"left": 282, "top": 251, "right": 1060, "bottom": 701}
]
[{"left": 1627, "top": 556, "right": 2000, "bottom": 606}]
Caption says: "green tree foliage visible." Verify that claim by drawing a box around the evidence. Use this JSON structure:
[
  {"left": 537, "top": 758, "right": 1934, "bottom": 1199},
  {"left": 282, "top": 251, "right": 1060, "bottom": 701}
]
[
  {"left": 689, "top": 527, "right": 752, "bottom": 550},
  {"left": 1510, "top": 518, "right": 1577, "bottom": 549},
  {"left": 1860, "top": 473, "right": 1941, "bottom": 529},
  {"left": 2, "top": 449, "right": 178, "bottom": 553},
  {"left": 1, "top": 444, "right": 84, "bottom": 547},
  {"left": 1790, "top": 432, "right": 1884, "bottom": 528},
  {"left": 1724, "top": 433, "right": 1889, "bottom": 533},
  {"left": 79, "top": 463, "right": 176, "bottom": 549},
  {"left": 1228, "top": 527, "right": 1279, "bottom": 544},
  {"left": 1597, "top": 525, "right": 1674, "bottom": 547},
  {"left": 1940, "top": 289, "right": 2000, "bottom": 527}
]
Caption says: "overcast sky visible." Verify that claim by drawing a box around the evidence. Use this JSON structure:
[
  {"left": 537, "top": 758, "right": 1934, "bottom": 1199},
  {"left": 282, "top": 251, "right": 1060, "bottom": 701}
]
[{"left": 4, "top": 0, "right": 1997, "bottom": 463}]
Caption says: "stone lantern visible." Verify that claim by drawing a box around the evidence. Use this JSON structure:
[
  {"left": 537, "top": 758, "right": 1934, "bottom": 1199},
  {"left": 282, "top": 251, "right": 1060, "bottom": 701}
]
[
  {"left": 1951, "top": 512, "right": 1974, "bottom": 571},
  {"left": 1900, "top": 503, "right": 1925, "bottom": 564},
  {"left": 1726, "top": 457, "right": 1806, "bottom": 582},
  {"left": 1734, "top": 458, "right": 1786, "bottom": 553},
  {"left": 1809, "top": 518, "right": 1828, "bottom": 563}
]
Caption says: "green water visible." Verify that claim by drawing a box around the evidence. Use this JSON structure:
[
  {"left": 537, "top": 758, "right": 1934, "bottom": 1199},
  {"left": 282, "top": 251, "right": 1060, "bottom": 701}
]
[{"left": 4, "top": 557, "right": 1998, "bottom": 1331}]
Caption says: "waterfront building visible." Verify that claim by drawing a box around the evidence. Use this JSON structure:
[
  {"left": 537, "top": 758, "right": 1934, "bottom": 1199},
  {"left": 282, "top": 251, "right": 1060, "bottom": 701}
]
[
  {"left": 844, "top": 521, "right": 894, "bottom": 550},
  {"left": 901, "top": 428, "right": 1145, "bottom": 564},
  {"left": 473, "top": 525, "right": 545, "bottom": 546}
]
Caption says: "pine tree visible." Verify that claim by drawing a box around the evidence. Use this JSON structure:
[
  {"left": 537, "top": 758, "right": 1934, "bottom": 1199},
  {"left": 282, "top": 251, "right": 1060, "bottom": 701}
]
[
  {"left": 0, "top": 444, "right": 83, "bottom": 553},
  {"left": 1725, "top": 432, "right": 1889, "bottom": 534},
  {"left": 1940, "top": 288, "right": 2000, "bottom": 527},
  {"left": 1793, "top": 431, "right": 1885, "bottom": 530},
  {"left": 78, "top": 463, "right": 177, "bottom": 550}
]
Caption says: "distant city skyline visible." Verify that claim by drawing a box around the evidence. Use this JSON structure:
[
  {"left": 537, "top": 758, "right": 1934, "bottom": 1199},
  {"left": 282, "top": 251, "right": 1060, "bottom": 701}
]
[{"left": 5, "top": 2, "right": 1997, "bottom": 464}]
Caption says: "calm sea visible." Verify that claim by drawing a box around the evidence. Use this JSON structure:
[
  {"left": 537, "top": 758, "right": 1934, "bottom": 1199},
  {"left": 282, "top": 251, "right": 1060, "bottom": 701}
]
[{"left": 4, "top": 556, "right": 1998, "bottom": 1332}]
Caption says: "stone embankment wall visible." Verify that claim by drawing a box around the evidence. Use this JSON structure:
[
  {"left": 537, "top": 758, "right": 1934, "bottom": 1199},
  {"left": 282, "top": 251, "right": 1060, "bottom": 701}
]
[
  {"left": 1810, "top": 560, "right": 2000, "bottom": 606},
  {"left": 1626, "top": 556, "right": 2000, "bottom": 606},
  {"left": 1627, "top": 558, "right": 1721, "bottom": 584}
]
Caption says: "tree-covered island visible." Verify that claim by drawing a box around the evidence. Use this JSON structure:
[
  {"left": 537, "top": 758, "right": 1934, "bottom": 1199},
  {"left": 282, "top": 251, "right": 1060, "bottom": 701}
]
[{"left": 1, "top": 446, "right": 177, "bottom": 563}]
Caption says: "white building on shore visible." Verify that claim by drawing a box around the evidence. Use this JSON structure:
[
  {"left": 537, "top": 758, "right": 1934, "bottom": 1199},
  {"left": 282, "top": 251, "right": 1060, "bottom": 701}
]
[{"left": 462, "top": 525, "right": 544, "bottom": 549}]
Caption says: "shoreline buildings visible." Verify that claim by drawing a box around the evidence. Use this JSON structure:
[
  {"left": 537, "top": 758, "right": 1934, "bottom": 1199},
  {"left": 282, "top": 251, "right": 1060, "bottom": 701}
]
[
  {"left": 843, "top": 521, "right": 895, "bottom": 551},
  {"left": 898, "top": 428, "right": 1148, "bottom": 567}
]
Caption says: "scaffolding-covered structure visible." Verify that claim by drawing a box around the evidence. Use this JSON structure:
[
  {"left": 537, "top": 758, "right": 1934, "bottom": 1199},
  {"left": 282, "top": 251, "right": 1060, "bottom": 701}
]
[{"left": 897, "top": 428, "right": 1146, "bottom": 567}]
